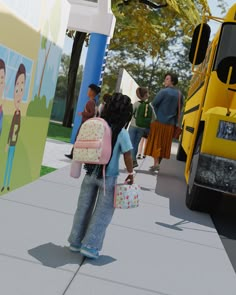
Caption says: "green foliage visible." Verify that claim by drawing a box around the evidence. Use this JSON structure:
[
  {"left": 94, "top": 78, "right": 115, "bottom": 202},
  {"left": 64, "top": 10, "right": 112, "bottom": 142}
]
[
  {"left": 41, "top": 36, "right": 47, "bottom": 50},
  {"left": 103, "top": 30, "right": 192, "bottom": 101},
  {"left": 40, "top": 166, "right": 57, "bottom": 177},
  {"left": 27, "top": 95, "right": 53, "bottom": 118},
  {"left": 103, "top": 1, "right": 207, "bottom": 101},
  {"left": 47, "top": 122, "right": 71, "bottom": 143},
  {"left": 111, "top": 0, "right": 211, "bottom": 57}
]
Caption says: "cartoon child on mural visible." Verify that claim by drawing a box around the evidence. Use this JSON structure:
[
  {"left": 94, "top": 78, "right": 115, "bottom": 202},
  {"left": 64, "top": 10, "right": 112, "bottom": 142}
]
[
  {"left": 1, "top": 63, "right": 26, "bottom": 192},
  {"left": 0, "top": 58, "right": 6, "bottom": 136}
]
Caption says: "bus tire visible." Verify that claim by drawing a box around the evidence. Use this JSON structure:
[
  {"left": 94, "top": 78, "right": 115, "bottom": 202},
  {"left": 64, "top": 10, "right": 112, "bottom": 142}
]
[
  {"left": 176, "top": 143, "right": 187, "bottom": 162},
  {"left": 186, "top": 184, "right": 211, "bottom": 212}
]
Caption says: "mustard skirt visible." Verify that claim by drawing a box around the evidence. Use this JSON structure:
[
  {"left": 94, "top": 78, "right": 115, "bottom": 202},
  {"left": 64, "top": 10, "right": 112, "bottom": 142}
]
[{"left": 145, "top": 121, "right": 175, "bottom": 159}]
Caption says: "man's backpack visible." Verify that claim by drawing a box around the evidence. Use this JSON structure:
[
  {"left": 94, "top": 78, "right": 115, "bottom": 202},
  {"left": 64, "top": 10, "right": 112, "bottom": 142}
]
[
  {"left": 135, "top": 101, "right": 152, "bottom": 128},
  {"left": 70, "top": 118, "right": 112, "bottom": 193}
]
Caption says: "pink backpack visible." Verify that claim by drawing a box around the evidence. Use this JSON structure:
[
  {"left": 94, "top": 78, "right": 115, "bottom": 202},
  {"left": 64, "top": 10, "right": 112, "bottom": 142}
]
[{"left": 70, "top": 118, "right": 112, "bottom": 192}]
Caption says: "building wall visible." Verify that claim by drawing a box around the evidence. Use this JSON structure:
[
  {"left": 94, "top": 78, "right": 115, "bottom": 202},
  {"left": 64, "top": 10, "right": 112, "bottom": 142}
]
[{"left": 0, "top": 0, "right": 70, "bottom": 194}]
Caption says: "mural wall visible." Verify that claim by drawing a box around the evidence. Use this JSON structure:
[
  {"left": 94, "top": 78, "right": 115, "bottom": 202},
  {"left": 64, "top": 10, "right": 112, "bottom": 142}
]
[{"left": 0, "top": 0, "right": 70, "bottom": 193}]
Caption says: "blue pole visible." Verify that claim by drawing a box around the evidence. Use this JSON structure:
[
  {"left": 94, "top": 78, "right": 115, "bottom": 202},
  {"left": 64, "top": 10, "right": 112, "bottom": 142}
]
[{"left": 71, "top": 33, "right": 108, "bottom": 143}]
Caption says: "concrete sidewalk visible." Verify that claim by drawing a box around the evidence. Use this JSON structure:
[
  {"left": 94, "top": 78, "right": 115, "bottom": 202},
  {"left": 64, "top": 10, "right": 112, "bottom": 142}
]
[{"left": 0, "top": 140, "right": 236, "bottom": 295}]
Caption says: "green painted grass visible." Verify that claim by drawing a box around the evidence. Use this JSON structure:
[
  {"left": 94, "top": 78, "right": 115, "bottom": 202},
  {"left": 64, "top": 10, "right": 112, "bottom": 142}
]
[
  {"left": 47, "top": 122, "right": 72, "bottom": 143},
  {"left": 40, "top": 166, "right": 57, "bottom": 176}
]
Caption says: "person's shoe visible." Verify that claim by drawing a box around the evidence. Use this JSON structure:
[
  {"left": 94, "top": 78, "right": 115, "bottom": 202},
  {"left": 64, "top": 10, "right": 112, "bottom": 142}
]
[
  {"left": 137, "top": 154, "right": 142, "bottom": 160},
  {"left": 80, "top": 245, "right": 99, "bottom": 259},
  {"left": 65, "top": 154, "right": 73, "bottom": 160},
  {"left": 69, "top": 245, "right": 81, "bottom": 252},
  {"left": 142, "top": 155, "right": 146, "bottom": 159},
  {"left": 1, "top": 187, "right": 4, "bottom": 192},
  {"left": 7, "top": 187, "right": 10, "bottom": 191},
  {"left": 133, "top": 160, "right": 138, "bottom": 168}
]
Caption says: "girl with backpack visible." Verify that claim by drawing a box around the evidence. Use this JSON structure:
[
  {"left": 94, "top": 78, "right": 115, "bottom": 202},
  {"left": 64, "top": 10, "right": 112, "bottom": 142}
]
[
  {"left": 128, "top": 87, "right": 152, "bottom": 168},
  {"left": 68, "top": 93, "right": 134, "bottom": 259}
]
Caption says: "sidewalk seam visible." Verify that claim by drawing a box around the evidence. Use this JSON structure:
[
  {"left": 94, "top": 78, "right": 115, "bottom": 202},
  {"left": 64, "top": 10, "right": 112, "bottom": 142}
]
[
  {"left": 0, "top": 198, "right": 73, "bottom": 216},
  {"left": 0, "top": 253, "right": 75, "bottom": 274},
  {"left": 62, "top": 257, "right": 86, "bottom": 295},
  {"left": 110, "top": 223, "right": 224, "bottom": 251},
  {"left": 77, "top": 271, "right": 172, "bottom": 295}
]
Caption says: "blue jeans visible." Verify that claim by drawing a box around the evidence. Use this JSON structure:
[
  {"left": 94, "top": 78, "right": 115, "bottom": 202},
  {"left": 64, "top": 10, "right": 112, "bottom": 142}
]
[
  {"left": 68, "top": 173, "right": 116, "bottom": 251},
  {"left": 4, "top": 146, "right": 15, "bottom": 187},
  {"left": 129, "top": 126, "right": 147, "bottom": 161}
]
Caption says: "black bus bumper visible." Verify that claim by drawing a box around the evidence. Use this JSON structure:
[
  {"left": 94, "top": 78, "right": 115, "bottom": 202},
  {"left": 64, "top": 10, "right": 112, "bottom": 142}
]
[{"left": 195, "top": 154, "right": 236, "bottom": 194}]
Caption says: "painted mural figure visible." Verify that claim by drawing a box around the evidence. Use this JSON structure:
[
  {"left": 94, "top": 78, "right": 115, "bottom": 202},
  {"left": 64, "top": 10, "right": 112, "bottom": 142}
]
[
  {"left": 0, "top": 59, "right": 6, "bottom": 136},
  {"left": 1, "top": 64, "right": 26, "bottom": 192}
]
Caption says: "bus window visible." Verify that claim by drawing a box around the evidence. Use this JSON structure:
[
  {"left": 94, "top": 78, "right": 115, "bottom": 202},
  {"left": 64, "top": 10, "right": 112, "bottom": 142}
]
[{"left": 214, "top": 24, "right": 236, "bottom": 70}]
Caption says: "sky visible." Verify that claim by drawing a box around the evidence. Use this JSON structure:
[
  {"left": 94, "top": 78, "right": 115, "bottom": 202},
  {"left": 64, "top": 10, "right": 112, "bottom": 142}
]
[
  {"left": 62, "top": 0, "right": 236, "bottom": 63},
  {"left": 208, "top": 0, "right": 235, "bottom": 37}
]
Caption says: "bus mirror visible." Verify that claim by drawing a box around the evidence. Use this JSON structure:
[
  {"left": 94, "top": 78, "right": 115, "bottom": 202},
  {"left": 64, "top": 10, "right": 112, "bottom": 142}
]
[
  {"left": 189, "top": 23, "right": 211, "bottom": 65},
  {"left": 216, "top": 56, "right": 236, "bottom": 84}
]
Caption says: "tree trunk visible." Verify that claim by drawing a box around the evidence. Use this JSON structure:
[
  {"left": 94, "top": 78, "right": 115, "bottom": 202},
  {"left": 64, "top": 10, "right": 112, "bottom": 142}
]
[
  {"left": 38, "top": 42, "right": 52, "bottom": 98},
  {"left": 63, "top": 31, "right": 87, "bottom": 127}
]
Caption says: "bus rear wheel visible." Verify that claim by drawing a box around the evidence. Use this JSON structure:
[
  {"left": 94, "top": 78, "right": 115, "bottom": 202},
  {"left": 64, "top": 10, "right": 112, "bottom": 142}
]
[{"left": 176, "top": 129, "right": 187, "bottom": 162}]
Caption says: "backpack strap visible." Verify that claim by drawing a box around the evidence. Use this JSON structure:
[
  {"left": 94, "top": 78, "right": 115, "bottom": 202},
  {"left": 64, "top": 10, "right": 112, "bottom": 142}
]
[
  {"left": 133, "top": 101, "right": 142, "bottom": 119},
  {"left": 144, "top": 101, "right": 149, "bottom": 118},
  {"left": 103, "top": 165, "right": 106, "bottom": 196}
]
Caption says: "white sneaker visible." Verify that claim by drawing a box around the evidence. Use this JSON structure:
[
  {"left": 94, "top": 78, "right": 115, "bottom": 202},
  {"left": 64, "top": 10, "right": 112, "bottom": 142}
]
[{"left": 69, "top": 245, "right": 81, "bottom": 252}]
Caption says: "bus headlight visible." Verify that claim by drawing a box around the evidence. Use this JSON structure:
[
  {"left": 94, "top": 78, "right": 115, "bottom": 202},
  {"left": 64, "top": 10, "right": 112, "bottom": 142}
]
[{"left": 217, "top": 120, "right": 236, "bottom": 141}]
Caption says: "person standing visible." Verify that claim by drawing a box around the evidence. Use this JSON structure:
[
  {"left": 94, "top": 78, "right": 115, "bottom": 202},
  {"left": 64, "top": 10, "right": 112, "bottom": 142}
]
[
  {"left": 65, "top": 84, "right": 101, "bottom": 159},
  {"left": 137, "top": 132, "right": 148, "bottom": 160},
  {"left": 68, "top": 93, "right": 134, "bottom": 259},
  {"left": 145, "top": 73, "right": 183, "bottom": 172},
  {"left": 128, "top": 87, "right": 152, "bottom": 168}
]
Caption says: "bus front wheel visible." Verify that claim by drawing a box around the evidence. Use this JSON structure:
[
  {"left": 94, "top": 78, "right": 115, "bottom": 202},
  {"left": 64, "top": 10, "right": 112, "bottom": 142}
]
[
  {"left": 176, "top": 143, "right": 187, "bottom": 162},
  {"left": 186, "top": 184, "right": 212, "bottom": 212},
  {"left": 185, "top": 133, "right": 221, "bottom": 212}
]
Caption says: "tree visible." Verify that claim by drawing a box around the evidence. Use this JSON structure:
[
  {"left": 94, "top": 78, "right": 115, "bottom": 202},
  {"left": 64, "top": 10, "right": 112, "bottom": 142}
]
[
  {"left": 62, "top": 31, "right": 87, "bottom": 127},
  {"left": 38, "top": 0, "right": 61, "bottom": 98},
  {"left": 62, "top": 0, "right": 223, "bottom": 126},
  {"left": 103, "top": 25, "right": 192, "bottom": 100},
  {"left": 54, "top": 54, "right": 83, "bottom": 102}
]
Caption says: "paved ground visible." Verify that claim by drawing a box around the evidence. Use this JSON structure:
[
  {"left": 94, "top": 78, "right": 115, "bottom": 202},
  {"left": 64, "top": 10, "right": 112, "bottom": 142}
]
[
  {"left": 211, "top": 196, "right": 236, "bottom": 272},
  {"left": 42, "top": 138, "right": 73, "bottom": 169},
  {"left": 0, "top": 139, "right": 235, "bottom": 295}
]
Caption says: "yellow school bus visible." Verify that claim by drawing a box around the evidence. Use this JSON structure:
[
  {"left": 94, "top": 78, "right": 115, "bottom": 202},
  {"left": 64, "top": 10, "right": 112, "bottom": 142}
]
[{"left": 177, "top": 4, "right": 236, "bottom": 212}]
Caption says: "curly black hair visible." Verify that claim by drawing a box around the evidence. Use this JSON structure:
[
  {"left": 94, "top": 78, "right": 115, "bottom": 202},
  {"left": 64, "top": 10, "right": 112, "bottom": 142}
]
[
  {"left": 85, "top": 93, "right": 133, "bottom": 177},
  {"left": 101, "top": 92, "right": 133, "bottom": 149}
]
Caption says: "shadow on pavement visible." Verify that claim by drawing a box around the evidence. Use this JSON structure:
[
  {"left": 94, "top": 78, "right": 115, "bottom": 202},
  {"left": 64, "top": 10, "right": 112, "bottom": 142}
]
[
  {"left": 28, "top": 243, "right": 83, "bottom": 268},
  {"left": 83, "top": 255, "right": 117, "bottom": 266},
  {"left": 153, "top": 155, "right": 215, "bottom": 228},
  {"left": 28, "top": 242, "right": 117, "bottom": 268},
  {"left": 151, "top": 154, "right": 236, "bottom": 272}
]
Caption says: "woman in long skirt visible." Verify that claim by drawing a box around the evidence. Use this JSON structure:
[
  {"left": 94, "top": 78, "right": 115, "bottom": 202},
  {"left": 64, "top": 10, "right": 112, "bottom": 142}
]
[{"left": 145, "top": 73, "right": 183, "bottom": 171}]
